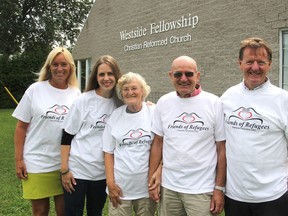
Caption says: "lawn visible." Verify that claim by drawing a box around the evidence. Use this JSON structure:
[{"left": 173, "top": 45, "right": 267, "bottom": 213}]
[
  {"left": 0, "top": 109, "right": 224, "bottom": 216},
  {"left": 0, "top": 109, "right": 32, "bottom": 215}
]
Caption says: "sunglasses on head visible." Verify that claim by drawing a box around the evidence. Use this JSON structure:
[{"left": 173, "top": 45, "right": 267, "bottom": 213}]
[{"left": 173, "top": 71, "right": 194, "bottom": 78}]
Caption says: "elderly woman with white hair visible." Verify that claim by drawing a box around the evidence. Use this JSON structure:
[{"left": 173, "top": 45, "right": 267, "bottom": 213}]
[{"left": 102, "top": 72, "right": 157, "bottom": 216}]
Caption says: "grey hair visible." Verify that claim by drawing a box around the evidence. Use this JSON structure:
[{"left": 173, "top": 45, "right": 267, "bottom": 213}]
[{"left": 116, "top": 72, "right": 151, "bottom": 101}]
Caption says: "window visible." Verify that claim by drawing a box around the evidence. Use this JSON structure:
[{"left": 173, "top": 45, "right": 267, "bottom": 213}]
[
  {"left": 76, "top": 59, "right": 91, "bottom": 92},
  {"left": 281, "top": 30, "right": 288, "bottom": 90}
]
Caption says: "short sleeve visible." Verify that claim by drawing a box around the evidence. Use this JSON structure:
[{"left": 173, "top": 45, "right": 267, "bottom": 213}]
[
  {"left": 102, "top": 119, "right": 116, "bottom": 154},
  {"left": 151, "top": 102, "right": 164, "bottom": 137},
  {"left": 12, "top": 86, "right": 33, "bottom": 123}
]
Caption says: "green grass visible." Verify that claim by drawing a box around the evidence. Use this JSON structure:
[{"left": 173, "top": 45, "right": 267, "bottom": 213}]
[
  {"left": 0, "top": 109, "right": 32, "bottom": 215},
  {"left": 0, "top": 109, "right": 224, "bottom": 216}
]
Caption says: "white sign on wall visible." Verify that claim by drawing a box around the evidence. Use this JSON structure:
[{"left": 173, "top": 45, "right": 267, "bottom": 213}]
[{"left": 119, "top": 14, "right": 199, "bottom": 51}]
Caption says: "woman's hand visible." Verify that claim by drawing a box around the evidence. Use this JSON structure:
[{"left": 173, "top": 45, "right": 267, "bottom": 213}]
[
  {"left": 108, "top": 183, "right": 123, "bottom": 208},
  {"left": 61, "top": 170, "right": 76, "bottom": 193},
  {"left": 148, "top": 162, "right": 162, "bottom": 202},
  {"left": 15, "top": 160, "right": 27, "bottom": 180}
]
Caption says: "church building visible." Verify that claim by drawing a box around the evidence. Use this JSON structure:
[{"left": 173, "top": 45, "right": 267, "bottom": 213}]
[{"left": 73, "top": 0, "right": 288, "bottom": 101}]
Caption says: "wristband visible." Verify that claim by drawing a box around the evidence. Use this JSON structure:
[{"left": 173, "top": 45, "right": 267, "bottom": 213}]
[
  {"left": 214, "top": 185, "right": 226, "bottom": 193},
  {"left": 60, "top": 169, "right": 70, "bottom": 175}
]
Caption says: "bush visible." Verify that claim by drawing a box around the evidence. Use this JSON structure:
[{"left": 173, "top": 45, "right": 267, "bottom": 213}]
[{"left": 0, "top": 48, "right": 49, "bottom": 108}]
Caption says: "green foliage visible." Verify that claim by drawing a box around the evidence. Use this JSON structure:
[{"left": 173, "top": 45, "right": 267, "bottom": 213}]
[
  {"left": 0, "top": 0, "right": 94, "bottom": 108},
  {"left": 0, "top": 47, "right": 50, "bottom": 108},
  {"left": 0, "top": 0, "right": 94, "bottom": 56}
]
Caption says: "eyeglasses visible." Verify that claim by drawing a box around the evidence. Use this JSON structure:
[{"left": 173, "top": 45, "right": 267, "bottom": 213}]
[{"left": 173, "top": 71, "right": 194, "bottom": 78}]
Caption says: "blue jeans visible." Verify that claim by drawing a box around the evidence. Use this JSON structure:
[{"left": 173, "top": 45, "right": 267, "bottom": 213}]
[{"left": 64, "top": 178, "right": 107, "bottom": 216}]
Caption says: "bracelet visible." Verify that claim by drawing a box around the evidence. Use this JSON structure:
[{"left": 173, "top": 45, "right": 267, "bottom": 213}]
[
  {"left": 214, "top": 185, "right": 226, "bottom": 193},
  {"left": 60, "top": 169, "right": 70, "bottom": 175}
]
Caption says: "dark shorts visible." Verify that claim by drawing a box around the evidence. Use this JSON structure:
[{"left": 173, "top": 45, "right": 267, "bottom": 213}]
[{"left": 225, "top": 191, "right": 288, "bottom": 216}]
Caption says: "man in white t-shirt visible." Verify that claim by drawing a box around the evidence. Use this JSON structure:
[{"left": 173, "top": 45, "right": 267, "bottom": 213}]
[
  {"left": 148, "top": 56, "right": 226, "bottom": 216},
  {"left": 221, "top": 37, "right": 288, "bottom": 216}
]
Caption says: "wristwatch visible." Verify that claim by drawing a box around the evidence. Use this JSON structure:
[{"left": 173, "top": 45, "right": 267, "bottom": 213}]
[{"left": 214, "top": 185, "right": 226, "bottom": 193}]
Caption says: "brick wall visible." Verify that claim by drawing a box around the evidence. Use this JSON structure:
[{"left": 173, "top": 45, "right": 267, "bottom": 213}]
[{"left": 73, "top": 0, "right": 288, "bottom": 101}]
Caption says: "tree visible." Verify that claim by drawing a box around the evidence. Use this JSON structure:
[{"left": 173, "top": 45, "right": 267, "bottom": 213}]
[
  {"left": 0, "top": 46, "right": 52, "bottom": 108},
  {"left": 0, "top": 0, "right": 94, "bottom": 56},
  {"left": 0, "top": 0, "right": 94, "bottom": 108}
]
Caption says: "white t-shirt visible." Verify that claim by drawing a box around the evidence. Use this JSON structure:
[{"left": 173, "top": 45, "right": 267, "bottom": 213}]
[
  {"left": 102, "top": 103, "right": 155, "bottom": 200},
  {"left": 221, "top": 79, "right": 288, "bottom": 202},
  {"left": 152, "top": 91, "right": 225, "bottom": 194},
  {"left": 62, "top": 90, "right": 116, "bottom": 180},
  {"left": 12, "top": 80, "right": 80, "bottom": 173}
]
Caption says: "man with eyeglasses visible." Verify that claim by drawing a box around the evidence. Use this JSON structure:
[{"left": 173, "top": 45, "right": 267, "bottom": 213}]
[
  {"left": 148, "top": 55, "right": 226, "bottom": 215},
  {"left": 221, "top": 37, "right": 288, "bottom": 216}
]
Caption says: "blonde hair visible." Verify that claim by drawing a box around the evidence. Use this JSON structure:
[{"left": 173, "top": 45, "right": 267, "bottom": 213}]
[
  {"left": 37, "top": 47, "right": 78, "bottom": 88},
  {"left": 116, "top": 72, "right": 151, "bottom": 101}
]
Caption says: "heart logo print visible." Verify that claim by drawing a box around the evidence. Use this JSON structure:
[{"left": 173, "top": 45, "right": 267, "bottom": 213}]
[
  {"left": 130, "top": 130, "right": 142, "bottom": 139},
  {"left": 182, "top": 114, "right": 195, "bottom": 123},
  {"left": 238, "top": 109, "right": 252, "bottom": 120},
  {"left": 54, "top": 105, "right": 67, "bottom": 115}
]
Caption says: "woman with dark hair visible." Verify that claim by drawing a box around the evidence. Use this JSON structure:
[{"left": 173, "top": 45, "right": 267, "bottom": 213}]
[{"left": 60, "top": 55, "right": 123, "bottom": 216}]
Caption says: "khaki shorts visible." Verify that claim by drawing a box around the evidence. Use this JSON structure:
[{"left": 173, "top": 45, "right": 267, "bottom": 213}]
[
  {"left": 109, "top": 198, "right": 157, "bottom": 216},
  {"left": 160, "top": 187, "right": 213, "bottom": 216},
  {"left": 22, "top": 171, "right": 63, "bottom": 199}
]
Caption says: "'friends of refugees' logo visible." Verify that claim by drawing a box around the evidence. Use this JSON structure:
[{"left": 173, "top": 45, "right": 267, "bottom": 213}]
[
  {"left": 96, "top": 114, "right": 109, "bottom": 125},
  {"left": 41, "top": 104, "right": 69, "bottom": 122},
  {"left": 90, "top": 114, "right": 110, "bottom": 130},
  {"left": 225, "top": 107, "right": 269, "bottom": 131},
  {"left": 47, "top": 104, "right": 69, "bottom": 115},
  {"left": 174, "top": 112, "right": 204, "bottom": 125},
  {"left": 168, "top": 112, "right": 209, "bottom": 132},
  {"left": 119, "top": 128, "right": 152, "bottom": 147},
  {"left": 229, "top": 107, "right": 263, "bottom": 123}
]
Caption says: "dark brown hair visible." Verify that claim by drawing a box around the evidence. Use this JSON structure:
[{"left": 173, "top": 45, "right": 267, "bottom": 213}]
[{"left": 85, "top": 55, "right": 123, "bottom": 107}]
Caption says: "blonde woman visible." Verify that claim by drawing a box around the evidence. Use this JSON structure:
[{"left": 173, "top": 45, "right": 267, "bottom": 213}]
[{"left": 13, "top": 47, "right": 80, "bottom": 216}]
